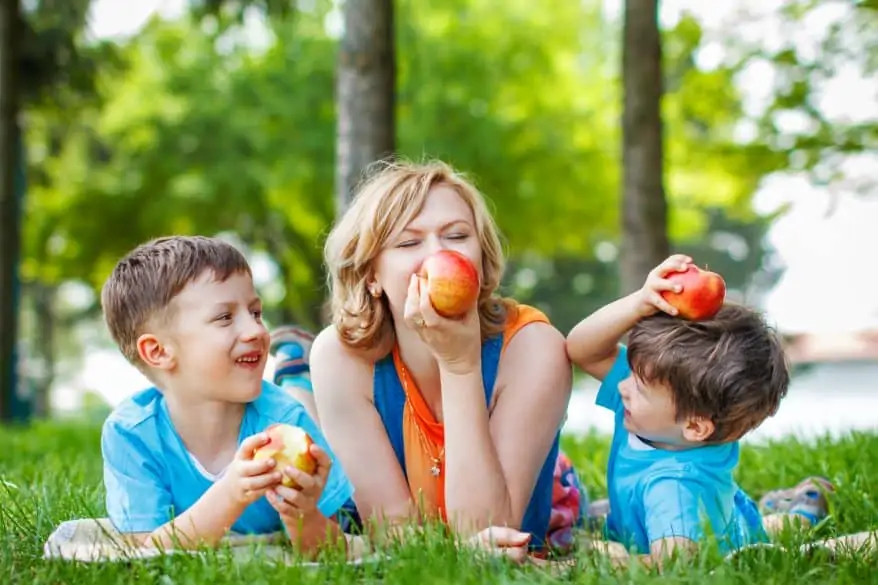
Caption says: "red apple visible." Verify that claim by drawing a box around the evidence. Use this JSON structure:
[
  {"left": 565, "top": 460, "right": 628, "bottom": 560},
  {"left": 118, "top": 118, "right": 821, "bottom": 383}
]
[
  {"left": 660, "top": 264, "right": 726, "bottom": 321},
  {"left": 419, "top": 250, "right": 480, "bottom": 318},
  {"left": 253, "top": 423, "right": 317, "bottom": 488}
]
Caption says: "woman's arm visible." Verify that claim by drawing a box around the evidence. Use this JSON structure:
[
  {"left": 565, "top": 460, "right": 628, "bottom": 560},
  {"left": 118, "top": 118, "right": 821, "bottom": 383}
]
[
  {"left": 441, "top": 322, "right": 572, "bottom": 533},
  {"left": 309, "top": 328, "right": 415, "bottom": 529}
]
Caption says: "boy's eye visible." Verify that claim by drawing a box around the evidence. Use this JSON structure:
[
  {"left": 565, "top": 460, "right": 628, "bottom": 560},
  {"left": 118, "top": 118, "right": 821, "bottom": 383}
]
[
  {"left": 396, "top": 240, "right": 419, "bottom": 248},
  {"left": 252, "top": 310, "right": 263, "bottom": 320},
  {"left": 215, "top": 313, "right": 232, "bottom": 322},
  {"left": 447, "top": 233, "right": 468, "bottom": 240}
]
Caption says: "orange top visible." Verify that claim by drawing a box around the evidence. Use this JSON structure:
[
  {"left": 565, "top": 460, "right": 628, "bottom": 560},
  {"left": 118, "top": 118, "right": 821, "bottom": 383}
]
[{"left": 392, "top": 304, "right": 550, "bottom": 520}]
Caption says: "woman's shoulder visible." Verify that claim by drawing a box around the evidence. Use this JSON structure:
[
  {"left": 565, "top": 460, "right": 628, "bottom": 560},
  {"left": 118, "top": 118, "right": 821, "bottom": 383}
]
[
  {"left": 500, "top": 301, "right": 555, "bottom": 348},
  {"left": 310, "top": 325, "right": 389, "bottom": 401},
  {"left": 312, "top": 325, "right": 391, "bottom": 366}
]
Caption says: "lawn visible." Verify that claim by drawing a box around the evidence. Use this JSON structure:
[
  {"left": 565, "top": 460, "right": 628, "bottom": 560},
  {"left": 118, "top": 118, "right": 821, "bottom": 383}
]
[{"left": 1, "top": 420, "right": 876, "bottom": 584}]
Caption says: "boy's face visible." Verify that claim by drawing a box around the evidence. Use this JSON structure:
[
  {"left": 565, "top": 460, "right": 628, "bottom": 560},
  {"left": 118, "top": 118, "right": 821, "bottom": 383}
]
[
  {"left": 617, "top": 374, "right": 686, "bottom": 445},
  {"left": 144, "top": 269, "right": 269, "bottom": 404}
]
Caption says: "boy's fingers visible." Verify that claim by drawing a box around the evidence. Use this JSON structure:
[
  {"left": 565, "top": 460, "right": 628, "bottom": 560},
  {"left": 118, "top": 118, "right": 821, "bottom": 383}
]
[
  {"left": 239, "top": 457, "right": 277, "bottom": 477},
  {"left": 652, "top": 293, "right": 679, "bottom": 316},
  {"left": 237, "top": 432, "right": 270, "bottom": 460},
  {"left": 245, "top": 470, "right": 283, "bottom": 491},
  {"left": 310, "top": 444, "right": 332, "bottom": 474},
  {"left": 656, "top": 255, "right": 691, "bottom": 277},
  {"left": 282, "top": 467, "right": 315, "bottom": 491}
]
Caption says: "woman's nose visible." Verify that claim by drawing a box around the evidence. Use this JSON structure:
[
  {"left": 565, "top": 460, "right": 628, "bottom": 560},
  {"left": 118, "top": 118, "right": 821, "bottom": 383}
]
[{"left": 424, "top": 234, "right": 447, "bottom": 255}]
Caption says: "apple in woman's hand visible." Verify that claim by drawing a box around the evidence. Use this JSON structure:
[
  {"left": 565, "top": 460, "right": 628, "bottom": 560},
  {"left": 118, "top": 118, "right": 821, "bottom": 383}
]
[
  {"left": 661, "top": 264, "right": 726, "bottom": 321},
  {"left": 419, "top": 250, "right": 480, "bottom": 318}
]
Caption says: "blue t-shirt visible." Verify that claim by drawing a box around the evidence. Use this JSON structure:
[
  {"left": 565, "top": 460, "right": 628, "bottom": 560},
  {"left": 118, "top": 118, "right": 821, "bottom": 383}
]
[
  {"left": 102, "top": 381, "right": 355, "bottom": 535},
  {"left": 597, "top": 347, "right": 766, "bottom": 555}
]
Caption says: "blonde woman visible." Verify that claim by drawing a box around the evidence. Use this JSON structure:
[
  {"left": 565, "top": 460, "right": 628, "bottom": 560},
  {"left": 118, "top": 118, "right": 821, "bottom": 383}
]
[{"left": 305, "top": 160, "right": 586, "bottom": 557}]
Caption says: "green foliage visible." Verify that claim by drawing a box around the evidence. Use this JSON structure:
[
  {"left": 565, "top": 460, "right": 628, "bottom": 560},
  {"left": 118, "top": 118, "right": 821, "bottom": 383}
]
[
  {"left": 22, "top": 1, "right": 777, "bottom": 328},
  {"left": 717, "top": 1, "right": 878, "bottom": 179}
]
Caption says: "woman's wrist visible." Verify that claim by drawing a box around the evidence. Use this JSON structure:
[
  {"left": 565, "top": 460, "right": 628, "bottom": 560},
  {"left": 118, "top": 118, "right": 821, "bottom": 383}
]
[
  {"left": 437, "top": 354, "right": 482, "bottom": 377},
  {"left": 439, "top": 365, "right": 487, "bottom": 419}
]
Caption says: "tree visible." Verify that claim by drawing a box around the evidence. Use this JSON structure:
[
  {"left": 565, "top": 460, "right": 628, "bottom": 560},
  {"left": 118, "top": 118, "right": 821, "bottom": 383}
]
[
  {"left": 335, "top": 0, "right": 396, "bottom": 214},
  {"left": 619, "top": 0, "right": 669, "bottom": 294},
  {"left": 0, "top": 0, "right": 21, "bottom": 422}
]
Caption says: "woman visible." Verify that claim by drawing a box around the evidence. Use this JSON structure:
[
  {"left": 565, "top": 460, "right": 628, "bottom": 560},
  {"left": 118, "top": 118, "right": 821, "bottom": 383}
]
[{"left": 279, "top": 160, "right": 585, "bottom": 556}]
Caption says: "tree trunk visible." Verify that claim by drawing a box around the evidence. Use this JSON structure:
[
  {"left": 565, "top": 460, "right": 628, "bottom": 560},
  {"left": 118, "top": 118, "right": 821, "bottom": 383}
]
[
  {"left": 0, "top": 0, "right": 21, "bottom": 423},
  {"left": 335, "top": 0, "right": 395, "bottom": 215},
  {"left": 619, "top": 0, "right": 669, "bottom": 294},
  {"left": 30, "top": 282, "right": 55, "bottom": 418}
]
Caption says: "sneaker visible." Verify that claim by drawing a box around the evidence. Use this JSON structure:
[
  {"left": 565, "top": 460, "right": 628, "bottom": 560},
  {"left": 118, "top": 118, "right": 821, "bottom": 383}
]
[
  {"left": 758, "top": 476, "right": 835, "bottom": 525},
  {"left": 269, "top": 325, "right": 316, "bottom": 387}
]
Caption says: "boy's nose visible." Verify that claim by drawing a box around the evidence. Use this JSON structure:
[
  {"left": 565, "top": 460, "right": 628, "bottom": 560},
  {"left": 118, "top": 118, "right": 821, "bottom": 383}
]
[{"left": 241, "top": 318, "right": 267, "bottom": 342}]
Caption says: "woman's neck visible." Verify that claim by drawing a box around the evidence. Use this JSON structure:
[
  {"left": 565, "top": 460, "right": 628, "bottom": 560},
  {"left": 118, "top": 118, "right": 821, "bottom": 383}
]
[{"left": 394, "top": 326, "right": 444, "bottom": 421}]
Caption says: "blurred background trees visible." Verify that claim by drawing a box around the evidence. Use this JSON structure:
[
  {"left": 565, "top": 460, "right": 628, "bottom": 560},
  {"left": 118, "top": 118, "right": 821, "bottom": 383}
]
[{"left": 2, "top": 0, "right": 876, "bottom": 421}]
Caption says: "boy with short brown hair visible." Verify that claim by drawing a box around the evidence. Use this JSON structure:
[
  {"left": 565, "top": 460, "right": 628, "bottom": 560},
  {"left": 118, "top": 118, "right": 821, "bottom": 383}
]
[
  {"left": 100, "top": 235, "right": 355, "bottom": 554},
  {"left": 567, "top": 254, "right": 831, "bottom": 562}
]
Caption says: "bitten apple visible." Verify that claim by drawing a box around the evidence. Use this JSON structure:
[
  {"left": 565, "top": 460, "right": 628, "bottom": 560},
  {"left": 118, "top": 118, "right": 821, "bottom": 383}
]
[
  {"left": 418, "top": 250, "right": 480, "bottom": 318},
  {"left": 660, "top": 264, "right": 726, "bottom": 321},
  {"left": 253, "top": 423, "right": 317, "bottom": 489}
]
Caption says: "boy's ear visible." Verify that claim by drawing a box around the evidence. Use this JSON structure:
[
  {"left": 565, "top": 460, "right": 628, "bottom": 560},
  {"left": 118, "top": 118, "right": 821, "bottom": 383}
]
[
  {"left": 682, "top": 416, "right": 715, "bottom": 443},
  {"left": 136, "top": 333, "right": 176, "bottom": 371}
]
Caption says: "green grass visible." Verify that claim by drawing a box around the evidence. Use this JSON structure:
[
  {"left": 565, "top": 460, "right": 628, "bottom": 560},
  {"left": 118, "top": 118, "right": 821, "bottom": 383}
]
[{"left": 1, "top": 421, "right": 876, "bottom": 584}]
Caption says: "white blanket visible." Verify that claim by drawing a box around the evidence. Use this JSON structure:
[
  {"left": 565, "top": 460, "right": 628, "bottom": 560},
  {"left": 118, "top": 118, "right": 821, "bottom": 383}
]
[{"left": 42, "top": 517, "right": 372, "bottom": 564}]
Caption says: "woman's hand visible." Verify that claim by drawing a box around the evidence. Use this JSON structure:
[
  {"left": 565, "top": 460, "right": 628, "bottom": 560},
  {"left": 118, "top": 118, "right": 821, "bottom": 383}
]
[{"left": 403, "top": 274, "right": 481, "bottom": 375}]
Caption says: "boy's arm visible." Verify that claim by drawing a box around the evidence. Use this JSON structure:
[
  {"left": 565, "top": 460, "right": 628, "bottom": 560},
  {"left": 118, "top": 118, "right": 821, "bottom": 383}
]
[
  {"left": 266, "top": 402, "right": 358, "bottom": 555},
  {"left": 637, "top": 476, "right": 705, "bottom": 566},
  {"left": 104, "top": 420, "right": 279, "bottom": 550},
  {"left": 566, "top": 254, "right": 691, "bottom": 380},
  {"left": 566, "top": 292, "right": 644, "bottom": 380},
  {"left": 135, "top": 481, "right": 250, "bottom": 549}
]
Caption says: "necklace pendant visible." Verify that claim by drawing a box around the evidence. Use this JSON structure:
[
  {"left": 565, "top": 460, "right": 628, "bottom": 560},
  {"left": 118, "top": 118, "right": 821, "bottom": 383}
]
[{"left": 430, "top": 463, "right": 441, "bottom": 477}]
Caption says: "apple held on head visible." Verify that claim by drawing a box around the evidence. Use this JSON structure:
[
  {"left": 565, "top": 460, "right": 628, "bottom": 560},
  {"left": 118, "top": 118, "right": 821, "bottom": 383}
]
[
  {"left": 660, "top": 264, "right": 726, "bottom": 321},
  {"left": 418, "top": 250, "right": 480, "bottom": 318},
  {"left": 253, "top": 423, "right": 317, "bottom": 489}
]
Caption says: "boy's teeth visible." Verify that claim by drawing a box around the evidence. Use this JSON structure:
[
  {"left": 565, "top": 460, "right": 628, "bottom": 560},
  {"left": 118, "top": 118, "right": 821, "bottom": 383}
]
[{"left": 237, "top": 356, "right": 259, "bottom": 363}]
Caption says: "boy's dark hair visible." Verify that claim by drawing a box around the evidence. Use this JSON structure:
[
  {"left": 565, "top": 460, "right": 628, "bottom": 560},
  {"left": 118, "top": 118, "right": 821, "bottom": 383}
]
[
  {"left": 101, "top": 235, "right": 252, "bottom": 368},
  {"left": 627, "top": 303, "right": 789, "bottom": 443}
]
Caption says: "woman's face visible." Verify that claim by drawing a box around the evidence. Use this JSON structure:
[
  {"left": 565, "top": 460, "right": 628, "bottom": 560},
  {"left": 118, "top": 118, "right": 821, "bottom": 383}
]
[{"left": 372, "top": 185, "right": 482, "bottom": 319}]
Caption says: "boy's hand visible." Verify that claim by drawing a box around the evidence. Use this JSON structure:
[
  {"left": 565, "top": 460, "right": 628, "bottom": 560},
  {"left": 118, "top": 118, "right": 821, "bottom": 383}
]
[
  {"left": 220, "top": 432, "right": 282, "bottom": 507},
  {"left": 637, "top": 254, "right": 693, "bottom": 318},
  {"left": 266, "top": 443, "right": 332, "bottom": 523}
]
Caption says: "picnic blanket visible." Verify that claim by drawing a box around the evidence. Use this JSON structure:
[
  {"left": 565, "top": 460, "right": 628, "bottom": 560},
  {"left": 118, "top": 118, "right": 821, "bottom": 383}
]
[{"left": 42, "top": 517, "right": 373, "bottom": 564}]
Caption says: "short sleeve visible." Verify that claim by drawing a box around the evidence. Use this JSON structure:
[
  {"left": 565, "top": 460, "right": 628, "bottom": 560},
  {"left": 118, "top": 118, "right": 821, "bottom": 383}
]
[
  {"left": 641, "top": 477, "right": 708, "bottom": 545},
  {"left": 280, "top": 408, "right": 356, "bottom": 520},
  {"left": 595, "top": 346, "right": 630, "bottom": 415},
  {"left": 102, "top": 418, "right": 173, "bottom": 534}
]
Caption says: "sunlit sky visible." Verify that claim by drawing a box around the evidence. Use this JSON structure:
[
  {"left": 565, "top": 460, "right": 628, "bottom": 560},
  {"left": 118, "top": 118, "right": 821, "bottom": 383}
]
[{"left": 63, "top": 0, "right": 878, "bottom": 409}]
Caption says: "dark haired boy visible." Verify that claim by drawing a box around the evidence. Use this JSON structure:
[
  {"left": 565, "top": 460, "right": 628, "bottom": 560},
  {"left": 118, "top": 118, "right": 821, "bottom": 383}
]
[{"left": 566, "top": 255, "right": 831, "bottom": 563}]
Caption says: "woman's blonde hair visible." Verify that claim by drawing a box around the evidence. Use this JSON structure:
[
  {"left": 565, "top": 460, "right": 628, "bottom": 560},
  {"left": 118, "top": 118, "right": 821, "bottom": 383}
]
[{"left": 324, "top": 159, "right": 518, "bottom": 351}]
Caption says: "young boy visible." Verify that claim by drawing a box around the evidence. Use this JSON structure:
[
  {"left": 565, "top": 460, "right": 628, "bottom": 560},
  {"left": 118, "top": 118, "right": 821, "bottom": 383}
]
[
  {"left": 100, "top": 235, "right": 355, "bottom": 555},
  {"left": 566, "top": 254, "right": 832, "bottom": 563}
]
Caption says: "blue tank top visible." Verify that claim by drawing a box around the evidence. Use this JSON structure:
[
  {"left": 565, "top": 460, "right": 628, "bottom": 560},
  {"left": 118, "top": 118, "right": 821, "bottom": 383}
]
[{"left": 337, "top": 334, "right": 560, "bottom": 551}]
